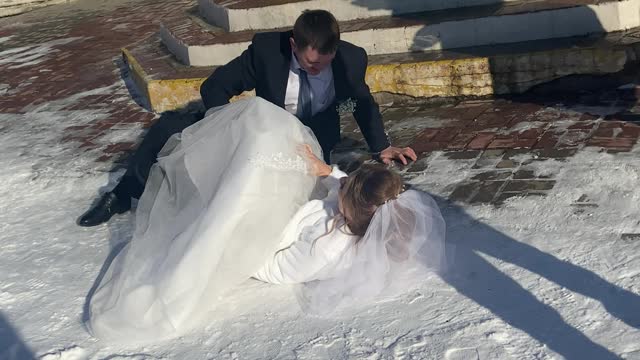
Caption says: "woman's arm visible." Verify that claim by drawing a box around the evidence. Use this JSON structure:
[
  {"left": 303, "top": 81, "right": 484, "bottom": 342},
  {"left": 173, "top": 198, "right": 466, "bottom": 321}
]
[
  {"left": 299, "top": 144, "right": 347, "bottom": 192},
  {"left": 253, "top": 221, "right": 350, "bottom": 284}
]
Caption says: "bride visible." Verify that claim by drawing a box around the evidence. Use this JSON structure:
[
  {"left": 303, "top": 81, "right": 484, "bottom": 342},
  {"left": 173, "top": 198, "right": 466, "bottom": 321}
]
[{"left": 87, "top": 97, "right": 447, "bottom": 343}]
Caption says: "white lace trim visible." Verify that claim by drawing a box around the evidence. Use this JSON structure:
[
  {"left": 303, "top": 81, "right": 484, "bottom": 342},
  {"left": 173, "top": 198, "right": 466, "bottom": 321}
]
[{"left": 248, "top": 152, "right": 308, "bottom": 173}]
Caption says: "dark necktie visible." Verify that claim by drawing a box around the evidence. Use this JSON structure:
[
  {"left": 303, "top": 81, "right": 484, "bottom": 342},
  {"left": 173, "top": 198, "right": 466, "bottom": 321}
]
[{"left": 296, "top": 69, "right": 312, "bottom": 122}]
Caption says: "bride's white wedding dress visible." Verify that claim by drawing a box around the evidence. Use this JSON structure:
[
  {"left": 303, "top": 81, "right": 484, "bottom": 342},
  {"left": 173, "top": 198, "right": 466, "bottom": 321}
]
[{"left": 88, "top": 97, "right": 447, "bottom": 344}]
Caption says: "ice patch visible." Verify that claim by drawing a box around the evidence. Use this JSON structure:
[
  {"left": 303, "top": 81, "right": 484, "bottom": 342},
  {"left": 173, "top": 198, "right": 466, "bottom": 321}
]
[{"left": 0, "top": 37, "right": 83, "bottom": 69}]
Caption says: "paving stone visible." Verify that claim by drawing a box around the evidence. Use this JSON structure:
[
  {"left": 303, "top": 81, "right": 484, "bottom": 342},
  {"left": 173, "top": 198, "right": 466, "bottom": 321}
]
[
  {"left": 562, "top": 128, "right": 594, "bottom": 144},
  {"left": 516, "top": 128, "right": 545, "bottom": 139},
  {"left": 534, "top": 130, "right": 562, "bottom": 149},
  {"left": 449, "top": 183, "right": 478, "bottom": 203},
  {"left": 621, "top": 234, "right": 640, "bottom": 241},
  {"left": 496, "top": 159, "right": 518, "bottom": 169},
  {"left": 467, "top": 133, "right": 496, "bottom": 150},
  {"left": 444, "top": 150, "right": 481, "bottom": 160},
  {"left": 587, "top": 137, "right": 636, "bottom": 150},
  {"left": 620, "top": 124, "right": 640, "bottom": 138},
  {"left": 493, "top": 191, "right": 546, "bottom": 205},
  {"left": 593, "top": 127, "right": 616, "bottom": 137},
  {"left": 480, "top": 149, "right": 506, "bottom": 158},
  {"left": 568, "top": 122, "right": 598, "bottom": 130},
  {"left": 503, "top": 180, "right": 556, "bottom": 192},
  {"left": 492, "top": 192, "right": 524, "bottom": 205},
  {"left": 571, "top": 202, "right": 599, "bottom": 208},
  {"left": 534, "top": 148, "right": 579, "bottom": 159},
  {"left": 382, "top": 107, "right": 420, "bottom": 122},
  {"left": 470, "top": 113, "right": 511, "bottom": 132},
  {"left": 96, "top": 154, "right": 113, "bottom": 162},
  {"left": 469, "top": 181, "right": 505, "bottom": 204},
  {"left": 598, "top": 121, "right": 627, "bottom": 128},
  {"left": 432, "top": 127, "right": 463, "bottom": 143},
  {"left": 472, "top": 149, "right": 506, "bottom": 168},
  {"left": 451, "top": 102, "right": 491, "bottom": 121},
  {"left": 488, "top": 136, "right": 537, "bottom": 149},
  {"left": 575, "top": 194, "right": 590, "bottom": 203},
  {"left": 403, "top": 157, "right": 430, "bottom": 173},
  {"left": 447, "top": 133, "right": 476, "bottom": 150},
  {"left": 103, "top": 142, "right": 137, "bottom": 154},
  {"left": 412, "top": 141, "right": 447, "bottom": 153},
  {"left": 471, "top": 171, "right": 512, "bottom": 181},
  {"left": 512, "top": 169, "right": 534, "bottom": 179}
]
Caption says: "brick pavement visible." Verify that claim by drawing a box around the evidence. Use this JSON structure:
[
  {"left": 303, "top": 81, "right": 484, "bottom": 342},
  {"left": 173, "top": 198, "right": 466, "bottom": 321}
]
[
  {"left": 0, "top": 0, "right": 195, "bottom": 164},
  {"left": 1, "top": 0, "right": 639, "bottom": 205},
  {"left": 336, "top": 86, "right": 640, "bottom": 205}
]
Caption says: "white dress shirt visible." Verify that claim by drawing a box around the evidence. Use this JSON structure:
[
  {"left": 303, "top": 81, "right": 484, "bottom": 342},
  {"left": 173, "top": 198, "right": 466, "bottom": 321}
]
[
  {"left": 284, "top": 51, "right": 336, "bottom": 118},
  {"left": 253, "top": 166, "right": 358, "bottom": 284}
]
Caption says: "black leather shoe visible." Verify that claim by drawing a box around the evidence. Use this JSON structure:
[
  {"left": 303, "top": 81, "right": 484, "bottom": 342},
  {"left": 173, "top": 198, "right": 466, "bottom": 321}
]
[{"left": 78, "top": 192, "right": 131, "bottom": 227}]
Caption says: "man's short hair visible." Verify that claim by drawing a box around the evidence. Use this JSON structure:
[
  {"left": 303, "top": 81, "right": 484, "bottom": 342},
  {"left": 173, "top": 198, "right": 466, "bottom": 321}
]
[{"left": 293, "top": 10, "right": 340, "bottom": 54}]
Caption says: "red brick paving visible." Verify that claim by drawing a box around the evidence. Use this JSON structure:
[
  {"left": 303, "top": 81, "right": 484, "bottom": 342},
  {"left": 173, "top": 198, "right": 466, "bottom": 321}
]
[
  {"left": 403, "top": 92, "right": 640, "bottom": 155},
  {"left": 1, "top": 0, "right": 639, "bottom": 170},
  {"left": 466, "top": 133, "right": 497, "bottom": 150},
  {"left": 0, "top": 0, "right": 194, "bottom": 159}
]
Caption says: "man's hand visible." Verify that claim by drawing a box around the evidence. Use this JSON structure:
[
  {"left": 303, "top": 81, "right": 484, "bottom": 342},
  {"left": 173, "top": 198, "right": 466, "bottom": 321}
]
[
  {"left": 378, "top": 146, "right": 418, "bottom": 165},
  {"left": 298, "top": 144, "right": 332, "bottom": 177}
]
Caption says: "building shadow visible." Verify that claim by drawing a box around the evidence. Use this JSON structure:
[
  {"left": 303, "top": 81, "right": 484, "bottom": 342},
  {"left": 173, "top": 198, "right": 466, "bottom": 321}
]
[
  {"left": 350, "top": 0, "right": 640, "bottom": 125},
  {"left": 431, "top": 194, "right": 638, "bottom": 359},
  {"left": 0, "top": 312, "right": 36, "bottom": 360}
]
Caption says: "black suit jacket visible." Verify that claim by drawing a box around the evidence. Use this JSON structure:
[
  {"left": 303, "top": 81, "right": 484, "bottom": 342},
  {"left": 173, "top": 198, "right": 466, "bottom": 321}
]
[{"left": 200, "top": 31, "right": 390, "bottom": 155}]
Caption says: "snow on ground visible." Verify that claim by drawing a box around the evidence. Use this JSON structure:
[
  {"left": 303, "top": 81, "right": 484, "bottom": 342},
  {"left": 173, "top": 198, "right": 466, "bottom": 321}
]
[{"left": 1, "top": 91, "right": 640, "bottom": 359}]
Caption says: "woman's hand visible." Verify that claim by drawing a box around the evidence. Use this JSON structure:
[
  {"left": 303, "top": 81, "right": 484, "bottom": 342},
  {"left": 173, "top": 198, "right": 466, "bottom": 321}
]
[{"left": 298, "top": 144, "right": 332, "bottom": 177}]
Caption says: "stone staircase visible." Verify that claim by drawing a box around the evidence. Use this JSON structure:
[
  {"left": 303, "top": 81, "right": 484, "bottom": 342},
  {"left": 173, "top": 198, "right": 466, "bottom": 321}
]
[{"left": 122, "top": 0, "right": 640, "bottom": 112}]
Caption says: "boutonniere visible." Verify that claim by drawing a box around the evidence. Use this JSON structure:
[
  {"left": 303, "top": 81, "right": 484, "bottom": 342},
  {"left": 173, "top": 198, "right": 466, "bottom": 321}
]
[{"left": 336, "top": 98, "right": 357, "bottom": 115}]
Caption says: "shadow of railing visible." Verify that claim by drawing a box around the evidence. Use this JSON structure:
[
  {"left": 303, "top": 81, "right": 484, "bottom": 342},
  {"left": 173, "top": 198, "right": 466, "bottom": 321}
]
[
  {"left": 0, "top": 312, "right": 36, "bottom": 360},
  {"left": 431, "top": 194, "right": 638, "bottom": 359}
]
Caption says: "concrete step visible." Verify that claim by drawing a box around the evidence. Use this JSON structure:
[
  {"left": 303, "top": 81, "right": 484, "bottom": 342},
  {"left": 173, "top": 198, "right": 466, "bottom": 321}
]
[
  {"left": 125, "top": 28, "right": 640, "bottom": 113},
  {"left": 198, "top": 0, "right": 522, "bottom": 32},
  {"left": 162, "top": 0, "right": 640, "bottom": 67},
  {"left": 0, "top": 0, "right": 69, "bottom": 17}
]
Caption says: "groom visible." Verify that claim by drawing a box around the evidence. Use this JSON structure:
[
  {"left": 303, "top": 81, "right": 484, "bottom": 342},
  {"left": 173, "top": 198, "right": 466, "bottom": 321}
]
[{"left": 79, "top": 9, "right": 416, "bottom": 227}]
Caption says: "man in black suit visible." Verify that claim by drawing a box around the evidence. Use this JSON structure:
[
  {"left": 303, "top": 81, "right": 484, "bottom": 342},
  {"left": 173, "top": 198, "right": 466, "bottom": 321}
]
[{"left": 79, "top": 9, "right": 416, "bottom": 227}]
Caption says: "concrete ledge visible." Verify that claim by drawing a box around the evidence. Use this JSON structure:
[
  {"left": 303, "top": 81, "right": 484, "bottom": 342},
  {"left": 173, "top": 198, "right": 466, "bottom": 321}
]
[
  {"left": 125, "top": 29, "right": 640, "bottom": 113},
  {"left": 198, "top": 0, "right": 522, "bottom": 32},
  {"left": 0, "top": 0, "right": 71, "bottom": 17},
  {"left": 165, "top": 0, "right": 640, "bottom": 67},
  {"left": 365, "top": 47, "right": 629, "bottom": 99}
]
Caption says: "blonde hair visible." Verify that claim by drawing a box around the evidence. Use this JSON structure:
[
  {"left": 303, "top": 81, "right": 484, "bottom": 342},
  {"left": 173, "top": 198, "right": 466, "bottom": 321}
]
[
  {"left": 311, "top": 164, "right": 404, "bottom": 251},
  {"left": 340, "top": 164, "right": 404, "bottom": 241}
]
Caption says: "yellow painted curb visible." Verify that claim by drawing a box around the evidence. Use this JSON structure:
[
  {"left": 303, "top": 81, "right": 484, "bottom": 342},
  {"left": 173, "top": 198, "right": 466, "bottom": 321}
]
[
  {"left": 124, "top": 46, "right": 629, "bottom": 113},
  {"left": 365, "top": 57, "right": 494, "bottom": 98},
  {"left": 122, "top": 48, "right": 152, "bottom": 108}
]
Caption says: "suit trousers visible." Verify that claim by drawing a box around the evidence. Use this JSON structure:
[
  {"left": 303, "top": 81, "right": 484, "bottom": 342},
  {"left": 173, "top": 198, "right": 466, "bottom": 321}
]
[{"left": 113, "top": 111, "right": 203, "bottom": 200}]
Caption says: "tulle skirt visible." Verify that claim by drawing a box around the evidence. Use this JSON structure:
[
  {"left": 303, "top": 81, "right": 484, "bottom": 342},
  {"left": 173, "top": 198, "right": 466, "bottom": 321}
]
[{"left": 88, "top": 98, "right": 322, "bottom": 343}]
